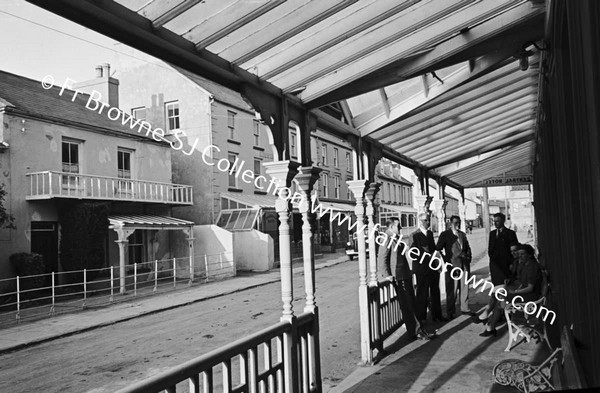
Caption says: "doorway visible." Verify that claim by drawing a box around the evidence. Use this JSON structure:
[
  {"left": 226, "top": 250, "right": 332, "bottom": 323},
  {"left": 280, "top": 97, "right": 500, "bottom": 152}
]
[{"left": 30, "top": 221, "right": 59, "bottom": 273}]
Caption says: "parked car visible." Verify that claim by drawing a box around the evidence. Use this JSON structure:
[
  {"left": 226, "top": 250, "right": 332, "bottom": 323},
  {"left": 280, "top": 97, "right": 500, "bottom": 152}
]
[{"left": 345, "top": 230, "right": 381, "bottom": 260}]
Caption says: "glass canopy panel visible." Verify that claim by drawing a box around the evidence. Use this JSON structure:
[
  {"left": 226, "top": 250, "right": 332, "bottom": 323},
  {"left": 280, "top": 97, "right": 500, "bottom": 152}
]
[{"left": 216, "top": 209, "right": 260, "bottom": 231}]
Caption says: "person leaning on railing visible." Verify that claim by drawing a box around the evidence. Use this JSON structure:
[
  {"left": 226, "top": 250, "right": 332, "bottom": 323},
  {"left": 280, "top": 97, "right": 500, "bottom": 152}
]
[
  {"left": 378, "top": 217, "right": 434, "bottom": 341},
  {"left": 474, "top": 244, "right": 543, "bottom": 337}
]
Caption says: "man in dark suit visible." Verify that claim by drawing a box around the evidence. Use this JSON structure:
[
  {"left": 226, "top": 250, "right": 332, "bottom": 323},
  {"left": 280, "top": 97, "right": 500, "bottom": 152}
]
[
  {"left": 378, "top": 217, "right": 433, "bottom": 340},
  {"left": 410, "top": 213, "right": 445, "bottom": 322},
  {"left": 436, "top": 215, "right": 472, "bottom": 319},
  {"left": 488, "top": 212, "right": 518, "bottom": 285}
]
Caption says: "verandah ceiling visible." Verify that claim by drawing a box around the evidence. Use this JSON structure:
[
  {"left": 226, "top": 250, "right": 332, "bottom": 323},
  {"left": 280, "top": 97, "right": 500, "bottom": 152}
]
[{"left": 26, "top": 0, "right": 546, "bottom": 189}]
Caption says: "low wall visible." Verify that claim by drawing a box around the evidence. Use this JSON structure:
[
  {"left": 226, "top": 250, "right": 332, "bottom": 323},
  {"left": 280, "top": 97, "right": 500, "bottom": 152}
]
[
  {"left": 233, "top": 230, "right": 274, "bottom": 272},
  {"left": 172, "top": 225, "right": 234, "bottom": 279}
]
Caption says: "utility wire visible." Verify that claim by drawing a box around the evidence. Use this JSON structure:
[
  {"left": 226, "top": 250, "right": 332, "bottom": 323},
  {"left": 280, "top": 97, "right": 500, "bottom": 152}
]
[{"left": 0, "top": 9, "right": 173, "bottom": 72}]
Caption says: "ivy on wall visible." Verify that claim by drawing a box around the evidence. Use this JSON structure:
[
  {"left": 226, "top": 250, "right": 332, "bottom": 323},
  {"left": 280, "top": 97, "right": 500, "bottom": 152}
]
[
  {"left": 0, "top": 183, "right": 16, "bottom": 229},
  {"left": 59, "top": 202, "right": 109, "bottom": 279}
]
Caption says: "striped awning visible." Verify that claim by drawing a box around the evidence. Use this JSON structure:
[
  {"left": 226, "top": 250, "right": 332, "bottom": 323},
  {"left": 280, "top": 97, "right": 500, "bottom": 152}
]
[{"left": 108, "top": 215, "right": 194, "bottom": 230}]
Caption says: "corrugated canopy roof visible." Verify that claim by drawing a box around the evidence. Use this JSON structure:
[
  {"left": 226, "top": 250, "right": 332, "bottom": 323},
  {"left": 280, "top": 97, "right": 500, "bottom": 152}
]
[
  {"left": 109, "top": 215, "right": 193, "bottom": 229},
  {"left": 28, "top": 0, "right": 545, "bottom": 189}
]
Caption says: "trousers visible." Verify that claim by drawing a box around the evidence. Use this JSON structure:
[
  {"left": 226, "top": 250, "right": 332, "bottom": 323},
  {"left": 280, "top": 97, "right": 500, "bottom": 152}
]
[
  {"left": 395, "top": 278, "right": 419, "bottom": 335},
  {"left": 445, "top": 261, "right": 471, "bottom": 316},
  {"left": 415, "top": 271, "right": 442, "bottom": 321}
]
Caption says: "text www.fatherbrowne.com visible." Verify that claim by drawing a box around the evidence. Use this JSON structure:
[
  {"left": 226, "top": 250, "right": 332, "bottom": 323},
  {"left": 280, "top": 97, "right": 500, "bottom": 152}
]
[{"left": 42, "top": 76, "right": 556, "bottom": 325}]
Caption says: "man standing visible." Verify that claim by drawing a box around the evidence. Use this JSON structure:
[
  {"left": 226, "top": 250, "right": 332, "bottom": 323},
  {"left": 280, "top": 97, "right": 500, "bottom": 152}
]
[
  {"left": 488, "top": 212, "right": 518, "bottom": 285},
  {"left": 436, "top": 215, "right": 472, "bottom": 319},
  {"left": 378, "top": 217, "right": 432, "bottom": 340},
  {"left": 410, "top": 213, "right": 445, "bottom": 323}
]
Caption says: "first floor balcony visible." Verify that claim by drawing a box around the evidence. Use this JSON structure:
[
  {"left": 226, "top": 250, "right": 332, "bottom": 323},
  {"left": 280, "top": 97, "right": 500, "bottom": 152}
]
[{"left": 25, "top": 171, "right": 193, "bottom": 205}]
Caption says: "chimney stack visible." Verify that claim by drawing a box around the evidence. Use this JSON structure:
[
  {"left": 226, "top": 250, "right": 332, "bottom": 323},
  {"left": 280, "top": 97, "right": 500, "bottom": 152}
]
[{"left": 73, "top": 63, "right": 120, "bottom": 107}]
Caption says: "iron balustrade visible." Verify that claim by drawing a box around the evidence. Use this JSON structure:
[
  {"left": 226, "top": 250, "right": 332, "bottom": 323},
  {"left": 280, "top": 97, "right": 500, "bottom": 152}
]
[
  {"left": 368, "top": 280, "right": 404, "bottom": 353},
  {"left": 25, "top": 171, "right": 193, "bottom": 205},
  {"left": 115, "top": 311, "right": 319, "bottom": 393},
  {"left": 0, "top": 253, "right": 234, "bottom": 327}
]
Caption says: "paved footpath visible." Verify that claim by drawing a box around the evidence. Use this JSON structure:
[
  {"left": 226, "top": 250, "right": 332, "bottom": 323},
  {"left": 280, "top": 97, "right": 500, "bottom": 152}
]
[{"left": 0, "top": 253, "right": 349, "bottom": 355}]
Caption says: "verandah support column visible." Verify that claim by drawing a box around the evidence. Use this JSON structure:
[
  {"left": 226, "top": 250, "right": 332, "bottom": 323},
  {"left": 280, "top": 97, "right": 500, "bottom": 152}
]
[
  {"left": 114, "top": 228, "right": 134, "bottom": 294},
  {"left": 433, "top": 199, "right": 447, "bottom": 235},
  {"left": 296, "top": 165, "right": 322, "bottom": 392},
  {"left": 347, "top": 179, "right": 371, "bottom": 364},
  {"left": 116, "top": 240, "right": 128, "bottom": 294},
  {"left": 458, "top": 198, "right": 467, "bottom": 230},
  {"left": 365, "top": 182, "right": 381, "bottom": 286},
  {"left": 183, "top": 227, "right": 195, "bottom": 283},
  {"left": 432, "top": 197, "right": 447, "bottom": 299},
  {"left": 264, "top": 160, "right": 300, "bottom": 393}
]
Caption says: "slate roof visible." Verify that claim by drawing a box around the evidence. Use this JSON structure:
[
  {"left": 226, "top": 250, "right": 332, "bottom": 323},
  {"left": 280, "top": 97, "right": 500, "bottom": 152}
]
[
  {"left": 174, "top": 66, "right": 254, "bottom": 113},
  {"left": 0, "top": 70, "right": 163, "bottom": 143}
]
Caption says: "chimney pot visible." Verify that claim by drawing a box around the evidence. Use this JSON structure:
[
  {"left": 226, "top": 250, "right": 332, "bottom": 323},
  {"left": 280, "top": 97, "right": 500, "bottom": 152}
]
[
  {"left": 95, "top": 65, "right": 103, "bottom": 78},
  {"left": 102, "top": 63, "right": 110, "bottom": 78}
]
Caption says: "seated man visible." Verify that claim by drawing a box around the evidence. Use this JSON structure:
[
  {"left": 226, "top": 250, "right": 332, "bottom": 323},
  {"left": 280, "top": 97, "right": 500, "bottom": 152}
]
[{"left": 478, "top": 244, "right": 543, "bottom": 337}]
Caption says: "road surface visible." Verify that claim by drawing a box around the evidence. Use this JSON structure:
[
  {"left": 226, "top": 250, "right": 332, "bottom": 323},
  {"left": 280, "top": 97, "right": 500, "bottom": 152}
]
[
  {"left": 1, "top": 260, "right": 362, "bottom": 393},
  {"left": 1, "top": 228, "right": 492, "bottom": 393}
]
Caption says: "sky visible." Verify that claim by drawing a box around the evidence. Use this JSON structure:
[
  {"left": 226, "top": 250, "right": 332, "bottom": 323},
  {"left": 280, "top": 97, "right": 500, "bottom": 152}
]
[
  {"left": 0, "top": 0, "right": 513, "bottom": 198},
  {"left": 0, "top": 0, "right": 164, "bottom": 84}
]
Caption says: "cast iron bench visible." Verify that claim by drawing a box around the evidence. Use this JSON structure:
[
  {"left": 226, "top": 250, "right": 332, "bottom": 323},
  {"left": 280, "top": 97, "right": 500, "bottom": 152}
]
[
  {"left": 503, "top": 269, "right": 551, "bottom": 352},
  {"left": 492, "top": 326, "right": 586, "bottom": 392}
]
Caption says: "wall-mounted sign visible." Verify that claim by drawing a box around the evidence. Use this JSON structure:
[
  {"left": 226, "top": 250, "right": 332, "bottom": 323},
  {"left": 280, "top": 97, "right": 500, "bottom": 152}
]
[{"left": 481, "top": 175, "right": 533, "bottom": 186}]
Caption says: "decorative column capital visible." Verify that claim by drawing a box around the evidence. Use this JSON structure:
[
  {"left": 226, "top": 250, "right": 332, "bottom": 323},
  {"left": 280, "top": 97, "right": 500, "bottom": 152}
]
[
  {"left": 295, "top": 166, "right": 322, "bottom": 194},
  {"left": 364, "top": 182, "right": 381, "bottom": 216},
  {"left": 425, "top": 196, "right": 434, "bottom": 212},
  {"left": 433, "top": 198, "right": 447, "bottom": 211},
  {"left": 264, "top": 160, "right": 301, "bottom": 213},
  {"left": 296, "top": 166, "right": 322, "bottom": 215},
  {"left": 347, "top": 179, "right": 369, "bottom": 200},
  {"left": 415, "top": 195, "right": 433, "bottom": 215},
  {"left": 263, "top": 160, "right": 301, "bottom": 189},
  {"left": 364, "top": 182, "right": 381, "bottom": 201},
  {"left": 114, "top": 227, "right": 135, "bottom": 242}
]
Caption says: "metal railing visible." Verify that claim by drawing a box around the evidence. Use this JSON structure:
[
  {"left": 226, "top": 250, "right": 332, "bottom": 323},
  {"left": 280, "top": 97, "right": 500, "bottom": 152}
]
[
  {"left": 116, "top": 311, "right": 319, "bottom": 393},
  {"left": 25, "top": 171, "right": 193, "bottom": 205},
  {"left": 368, "top": 280, "right": 404, "bottom": 353},
  {"left": 0, "top": 252, "right": 234, "bottom": 327}
]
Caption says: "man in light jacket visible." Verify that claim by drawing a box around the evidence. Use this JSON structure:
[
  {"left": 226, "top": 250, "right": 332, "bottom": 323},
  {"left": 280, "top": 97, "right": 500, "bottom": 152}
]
[{"left": 436, "top": 215, "right": 473, "bottom": 319}]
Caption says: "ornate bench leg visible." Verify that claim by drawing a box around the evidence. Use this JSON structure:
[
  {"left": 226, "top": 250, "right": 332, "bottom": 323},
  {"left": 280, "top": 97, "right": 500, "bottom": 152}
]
[{"left": 505, "top": 308, "right": 518, "bottom": 352}]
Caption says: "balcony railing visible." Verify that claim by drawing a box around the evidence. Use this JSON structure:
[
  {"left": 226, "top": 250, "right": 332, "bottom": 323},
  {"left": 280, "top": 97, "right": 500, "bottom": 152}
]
[
  {"left": 115, "top": 311, "right": 319, "bottom": 393},
  {"left": 368, "top": 280, "right": 404, "bottom": 354},
  {"left": 26, "top": 171, "right": 193, "bottom": 205}
]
